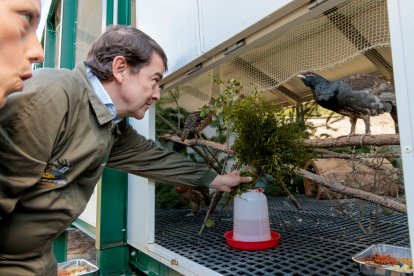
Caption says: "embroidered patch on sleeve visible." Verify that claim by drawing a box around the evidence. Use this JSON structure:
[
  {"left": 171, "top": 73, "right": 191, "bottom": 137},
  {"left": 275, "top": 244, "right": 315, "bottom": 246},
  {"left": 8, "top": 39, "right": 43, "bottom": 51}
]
[{"left": 39, "top": 160, "right": 71, "bottom": 186}]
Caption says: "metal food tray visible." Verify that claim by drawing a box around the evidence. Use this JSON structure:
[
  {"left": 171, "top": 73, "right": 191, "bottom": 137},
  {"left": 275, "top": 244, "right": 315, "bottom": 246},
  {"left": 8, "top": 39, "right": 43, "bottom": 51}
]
[
  {"left": 352, "top": 244, "right": 413, "bottom": 276},
  {"left": 57, "top": 259, "right": 99, "bottom": 276}
]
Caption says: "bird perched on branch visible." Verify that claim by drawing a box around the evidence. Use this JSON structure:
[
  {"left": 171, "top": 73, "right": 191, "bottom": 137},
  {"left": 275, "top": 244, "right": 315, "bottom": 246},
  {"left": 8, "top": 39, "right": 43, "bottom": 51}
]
[
  {"left": 175, "top": 185, "right": 211, "bottom": 216},
  {"left": 297, "top": 72, "right": 398, "bottom": 135},
  {"left": 180, "top": 111, "right": 213, "bottom": 141}
]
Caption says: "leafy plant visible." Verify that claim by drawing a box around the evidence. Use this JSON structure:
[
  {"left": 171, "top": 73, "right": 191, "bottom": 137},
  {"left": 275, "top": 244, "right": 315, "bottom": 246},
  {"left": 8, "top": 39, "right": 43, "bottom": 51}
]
[
  {"left": 156, "top": 79, "right": 310, "bottom": 210},
  {"left": 218, "top": 81, "right": 309, "bottom": 196}
]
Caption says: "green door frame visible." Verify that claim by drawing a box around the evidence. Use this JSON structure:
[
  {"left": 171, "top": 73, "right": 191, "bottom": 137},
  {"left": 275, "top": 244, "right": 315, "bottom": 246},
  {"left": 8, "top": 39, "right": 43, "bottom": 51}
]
[
  {"left": 59, "top": 0, "right": 78, "bottom": 69},
  {"left": 95, "top": 1, "right": 131, "bottom": 275},
  {"left": 48, "top": 0, "right": 78, "bottom": 262},
  {"left": 43, "top": 20, "right": 57, "bottom": 68}
]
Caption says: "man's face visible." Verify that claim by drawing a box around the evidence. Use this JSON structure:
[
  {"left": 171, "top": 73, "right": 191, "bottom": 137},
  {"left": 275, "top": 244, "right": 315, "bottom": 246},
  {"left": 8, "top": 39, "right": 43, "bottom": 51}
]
[
  {"left": 0, "top": 0, "right": 44, "bottom": 108},
  {"left": 118, "top": 53, "right": 164, "bottom": 119}
]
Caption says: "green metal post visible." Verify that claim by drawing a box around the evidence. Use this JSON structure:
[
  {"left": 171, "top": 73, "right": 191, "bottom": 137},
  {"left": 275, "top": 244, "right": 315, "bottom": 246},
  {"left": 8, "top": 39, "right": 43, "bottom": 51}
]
[
  {"left": 50, "top": 0, "right": 78, "bottom": 263},
  {"left": 96, "top": 168, "right": 129, "bottom": 275},
  {"left": 43, "top": 20, "right": 57, "bottom": 68},
  {"left": 60, "top": 0, "right": 78, "bottom": 69},
  {"left": 106, "top": 0, "right": 114, "bottom": 25},
  {"left": 53, "top": 230, "right": 68, "bottom": 263},
  {"left": 117, "top": 0, "right": 131, "bottom": 26},
  {"left": 129, "top": 249, "right": 183, "bottom": 276},
  {"left": 95, "top": 1, "right": 132, "bottom": 274}
]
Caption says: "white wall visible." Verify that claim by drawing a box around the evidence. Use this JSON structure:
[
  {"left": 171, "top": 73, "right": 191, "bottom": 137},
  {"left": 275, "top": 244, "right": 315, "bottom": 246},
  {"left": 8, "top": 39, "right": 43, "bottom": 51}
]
[
  {"left": 388, "top": 0, "right": 414, "bottom": 256},
  {"left": 136, "top": 0, "right": 295, "bottom": 75}
]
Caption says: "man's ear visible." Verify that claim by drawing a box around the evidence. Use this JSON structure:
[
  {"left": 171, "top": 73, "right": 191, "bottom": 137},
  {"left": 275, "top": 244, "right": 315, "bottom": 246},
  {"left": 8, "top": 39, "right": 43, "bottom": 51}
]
[{"left": 112, "top": 56, "right": 128, "bottom": 83}]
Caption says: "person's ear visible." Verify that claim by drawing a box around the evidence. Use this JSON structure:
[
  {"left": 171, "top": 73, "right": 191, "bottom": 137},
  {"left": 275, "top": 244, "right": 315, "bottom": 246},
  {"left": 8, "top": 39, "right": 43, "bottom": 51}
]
[{"left": 112, "top": 56, "right": 128, "bottom": 83}]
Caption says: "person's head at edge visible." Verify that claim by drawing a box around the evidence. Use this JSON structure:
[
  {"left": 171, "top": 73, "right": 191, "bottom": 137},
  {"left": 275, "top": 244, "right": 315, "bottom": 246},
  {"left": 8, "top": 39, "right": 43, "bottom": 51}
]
[
  {"left": 0, "top": 0, "right": 44, "bottom": 108},
  {"left": 85, "top": 25, "right": 168, "bottom": 120}
]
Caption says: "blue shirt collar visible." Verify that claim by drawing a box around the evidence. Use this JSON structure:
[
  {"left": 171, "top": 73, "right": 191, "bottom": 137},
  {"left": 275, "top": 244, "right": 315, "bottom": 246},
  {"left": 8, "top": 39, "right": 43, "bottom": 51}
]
[{"left": 86, "top": 67, "right": 122, "bottom": 123}]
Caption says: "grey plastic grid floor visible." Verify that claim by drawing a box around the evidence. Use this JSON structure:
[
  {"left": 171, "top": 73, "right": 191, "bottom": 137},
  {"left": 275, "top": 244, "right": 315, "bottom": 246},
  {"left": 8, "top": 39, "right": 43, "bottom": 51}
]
[{"left": 155, "top": 195, "right": 409, "bottom": 275}]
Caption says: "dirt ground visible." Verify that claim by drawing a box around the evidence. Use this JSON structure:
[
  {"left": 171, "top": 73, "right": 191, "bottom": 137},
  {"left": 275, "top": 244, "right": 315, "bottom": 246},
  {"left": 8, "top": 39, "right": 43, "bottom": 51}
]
[
  {"left": 66, "top": 229, "right": 146, "bottom": 275},
  {"left": 67, "top": 228, "right": 97, "bottom": 265},
  {"left": 308, "top": 113, "right": 397, "bottom": 137}
]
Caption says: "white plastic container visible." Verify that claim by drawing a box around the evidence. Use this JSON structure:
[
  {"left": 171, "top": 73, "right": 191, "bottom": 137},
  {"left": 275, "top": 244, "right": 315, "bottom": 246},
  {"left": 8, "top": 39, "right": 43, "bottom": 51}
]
[{"left": 233, "top": 189, "right": 271, "bottom": 242}]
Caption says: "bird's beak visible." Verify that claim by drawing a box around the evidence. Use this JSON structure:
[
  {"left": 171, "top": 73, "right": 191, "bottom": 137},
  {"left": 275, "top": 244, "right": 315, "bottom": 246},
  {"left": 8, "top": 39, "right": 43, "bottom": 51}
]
[{"left": 297, "top": 74, "right": 305, "bottom": 79}]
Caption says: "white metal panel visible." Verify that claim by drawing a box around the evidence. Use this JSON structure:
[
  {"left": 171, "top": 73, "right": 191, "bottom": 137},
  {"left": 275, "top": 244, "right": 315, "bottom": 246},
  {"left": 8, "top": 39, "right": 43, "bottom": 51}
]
[
  {"left": 127, "top": 106, "right": 156, "bottom": 246},
  {"left": 78, "top": 182, "right": 98, "bottom": 227},
  {"left": 74, "top": 0, "right": 108, "bottom": 233},
  {"left": 135, "top": 0, "right": 298, "bottom": 76},
  {"left": 136, "top": 0, "right": 201, "bottom": 74},
  {"left": 199, "top": 0, "right": 296, "bottom": 52},
  {"left": 127, "top": 242, "right": 222, "bottom": 276},
  {"left": 387, "top": 0, "right": 414, "bottom": 254}
]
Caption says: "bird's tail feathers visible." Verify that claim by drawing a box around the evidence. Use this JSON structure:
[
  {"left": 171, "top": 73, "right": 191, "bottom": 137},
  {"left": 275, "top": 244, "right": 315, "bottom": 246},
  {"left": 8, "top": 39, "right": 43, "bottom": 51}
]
[{"left": 390, "top": 104, "right": 398, "bottom": 124}]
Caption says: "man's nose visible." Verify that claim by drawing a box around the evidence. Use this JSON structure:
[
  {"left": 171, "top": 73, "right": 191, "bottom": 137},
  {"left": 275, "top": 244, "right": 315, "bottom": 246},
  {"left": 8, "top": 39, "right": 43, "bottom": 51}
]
[
  {"left": 153, "top": 87, "right": 161, "bottom": 100},
  {"left": 26, "top": 32, "right": 44, "bottom": 64}
]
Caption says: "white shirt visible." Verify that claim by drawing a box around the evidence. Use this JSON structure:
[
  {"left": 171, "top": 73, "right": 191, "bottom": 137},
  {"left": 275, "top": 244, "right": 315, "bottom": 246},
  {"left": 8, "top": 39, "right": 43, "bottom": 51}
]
[{"left": 87, "top": 67, "right": 122, "bottom": 123}]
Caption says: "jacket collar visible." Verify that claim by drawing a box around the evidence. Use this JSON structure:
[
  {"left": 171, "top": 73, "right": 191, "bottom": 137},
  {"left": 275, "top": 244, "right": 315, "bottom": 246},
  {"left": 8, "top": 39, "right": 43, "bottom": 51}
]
[{"left": 74, "top": 63, "right": 115, "bottom": 125}]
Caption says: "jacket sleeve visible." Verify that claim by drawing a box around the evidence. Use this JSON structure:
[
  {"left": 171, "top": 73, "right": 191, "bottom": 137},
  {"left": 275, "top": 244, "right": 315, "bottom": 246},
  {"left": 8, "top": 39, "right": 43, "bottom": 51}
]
[
  {"left": 0, "top": 77, "right": 69, "bottom": 220},
  {"left": 107, "top": 121, "right": 218, "bottom": 188}
]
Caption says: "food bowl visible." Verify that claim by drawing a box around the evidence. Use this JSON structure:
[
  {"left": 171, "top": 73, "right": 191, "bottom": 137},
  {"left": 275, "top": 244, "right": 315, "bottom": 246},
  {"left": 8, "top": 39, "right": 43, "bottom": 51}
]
[
  {"left": 352, "top": 244, "right": 413, "bottom": 276},
  {"left": 57, "top": 259, "right": 99, "bottom": 276}
]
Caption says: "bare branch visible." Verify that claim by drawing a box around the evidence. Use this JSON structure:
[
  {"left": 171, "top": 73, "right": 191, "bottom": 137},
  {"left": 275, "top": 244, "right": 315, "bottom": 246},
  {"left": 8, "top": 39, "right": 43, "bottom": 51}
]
[
  {"left": 162, "top": 133, "right": 405, "bottom": 214},
  {"left": 305, "top": 134, "right": 400, "bottom": 148},
  {"left": 161, "top": 134, "right": 233, "bottom": 153},
  {"left": 297, "top": 167, "right": 406, "bottom": 213},
  {"left": 314, "top": 148, "right": 401, "bottom": 159},
  {"left": 163, "top": 134, "right": 400, "bottom": 153}
]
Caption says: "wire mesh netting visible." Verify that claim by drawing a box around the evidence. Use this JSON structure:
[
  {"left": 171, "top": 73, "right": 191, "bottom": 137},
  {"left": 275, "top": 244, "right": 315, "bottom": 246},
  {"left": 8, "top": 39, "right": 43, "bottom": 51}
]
[
  {"left": 155, "top": 195, "right": 409, "bottom": 275},
  {"left": 169, "top": 0, "right": 391, "bottom": 111}
]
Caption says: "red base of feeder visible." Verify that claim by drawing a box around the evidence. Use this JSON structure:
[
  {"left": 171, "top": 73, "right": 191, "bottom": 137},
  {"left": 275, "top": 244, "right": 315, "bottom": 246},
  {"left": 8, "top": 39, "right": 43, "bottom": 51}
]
[{"left": 224, "top": 230, "right": 280, "bottom": 250}]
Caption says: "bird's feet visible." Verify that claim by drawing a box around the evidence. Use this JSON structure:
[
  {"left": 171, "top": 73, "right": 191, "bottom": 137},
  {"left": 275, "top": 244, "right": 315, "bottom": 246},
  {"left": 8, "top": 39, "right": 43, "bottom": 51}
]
[
  {"left": 357, "top": 133, "right": 374, "bottom": 145},
  {"left": 335, "top": 134, "right": 350, "bottom": 140},
  {"left": 185, "top": 209, "right": 205, "bottom": 217},
  {"left": 335, "top": 133, "right": 373, "bottom": 144},
  {"left": 335, "top": 134, "right": 354, "bottom": 143}
]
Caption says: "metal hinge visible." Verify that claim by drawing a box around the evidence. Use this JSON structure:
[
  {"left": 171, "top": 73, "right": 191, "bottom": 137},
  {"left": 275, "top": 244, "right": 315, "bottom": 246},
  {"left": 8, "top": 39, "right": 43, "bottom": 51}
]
[
  {"left": 186, "top": 63, "right": 202, "bottom": 75},
  {"left": 308, "top": 0, "right": 329, "bottom": 9},
  {"left": 224, "top": 39, "right": 246, "bottom": 55}
]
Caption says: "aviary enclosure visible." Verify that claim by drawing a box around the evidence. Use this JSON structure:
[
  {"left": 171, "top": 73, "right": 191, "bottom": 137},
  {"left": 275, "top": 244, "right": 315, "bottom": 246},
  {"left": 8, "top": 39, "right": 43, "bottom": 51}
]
[{"left": 153, "top": 0, "right": 410, "bottom": 275}]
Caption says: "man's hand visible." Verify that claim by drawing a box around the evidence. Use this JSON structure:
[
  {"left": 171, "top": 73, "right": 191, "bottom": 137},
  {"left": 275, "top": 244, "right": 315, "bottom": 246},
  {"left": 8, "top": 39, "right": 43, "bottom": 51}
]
[{"left": 209, "top": 171, "right": 252, "bottom": 192}]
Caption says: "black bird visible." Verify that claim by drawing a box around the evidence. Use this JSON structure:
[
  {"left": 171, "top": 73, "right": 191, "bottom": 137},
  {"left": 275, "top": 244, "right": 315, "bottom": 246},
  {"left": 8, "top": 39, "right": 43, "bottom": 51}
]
[{"left": 297, "top": 72, "right": 398, "bottom": 135}]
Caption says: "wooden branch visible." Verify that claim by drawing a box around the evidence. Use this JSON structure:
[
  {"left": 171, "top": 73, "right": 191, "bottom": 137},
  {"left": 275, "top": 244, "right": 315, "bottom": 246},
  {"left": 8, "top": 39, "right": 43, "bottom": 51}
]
[
  {"left": 297, "top": 167, "right": 406, "bottom": 213},
  {"left": 305, "top": 134, "right": 400, "bottom": 148},
  {"left": 162, "top": 133, "right": 405, "bottom": 214},
  {"left": 199, "top": 191, "right": 223, "bottom": 235},
  {"left": 163, "top": 134, "right": 400, "bottom": 153},
  {"left": 314, "top": 148, "right": 401, "bottom": 159},
  {"left": 313, "top": 148, "right": 401, "bottom": 176},
  {"left": 161, "top": 134, "right": 233, "bottom": 153}
]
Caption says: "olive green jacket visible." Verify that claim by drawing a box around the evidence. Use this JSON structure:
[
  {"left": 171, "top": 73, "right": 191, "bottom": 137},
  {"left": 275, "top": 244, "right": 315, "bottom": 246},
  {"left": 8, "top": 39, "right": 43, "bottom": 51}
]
[{"left": 0, "top": 63, "right": 217, "bottom": 274}]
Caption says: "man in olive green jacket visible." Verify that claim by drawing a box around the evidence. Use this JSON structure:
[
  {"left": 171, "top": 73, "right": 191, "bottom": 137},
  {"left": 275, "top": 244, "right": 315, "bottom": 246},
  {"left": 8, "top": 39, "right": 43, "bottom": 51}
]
[{"left": 0, "top": 25, "right": 251, "bottom": 275}]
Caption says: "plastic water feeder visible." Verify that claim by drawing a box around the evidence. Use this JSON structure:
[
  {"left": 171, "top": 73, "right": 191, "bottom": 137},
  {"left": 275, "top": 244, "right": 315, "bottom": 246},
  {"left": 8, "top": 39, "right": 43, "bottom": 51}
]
[{"left": 225, "top": 188, "right": 280, "bottom": 250}]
